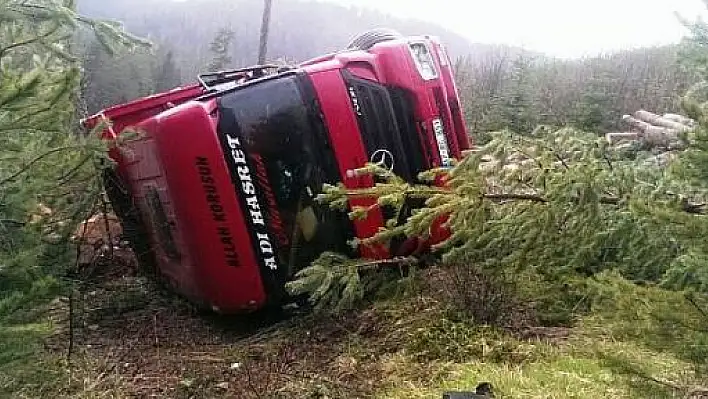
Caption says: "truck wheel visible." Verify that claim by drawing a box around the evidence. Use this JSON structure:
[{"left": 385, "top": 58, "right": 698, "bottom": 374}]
[{"left": 347, "top": 28, "right": 403, "bottom": 50}]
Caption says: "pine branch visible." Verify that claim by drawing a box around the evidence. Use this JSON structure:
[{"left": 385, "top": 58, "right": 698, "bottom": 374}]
[
  {"left": 511, "top": 145, "right": 545, "bottom": 170},
  {"left": 349, "top": 256, "right": 418, "bottom": 271},
  {"left": 0, "top": 145, "right": 82, "bottom": 186},
  {"left": 0, "top": 26, "right": 57, "bottom": 59},
  {"left": 341, "top": 186, "right": 448, "bottom": 199},
  {"left": 1, "top": 106, "right": 58, "bottom": 130},
  {"left": 483, "top": 192, "right": 708, "bottom": 214},
  {"left": 555, "top": 152, "right": 570, "bottom": 170},
  {"left": 0, "top": 126, "right": 64, "bottom": 134},
  {"left": 483, "top": 193, "right": 549, "bottom": 203},
  {"left": 485, "top": 191, "right": 594, "bottom": 207},
  {"left": 601, "top": 151, "right": 614, "bottom": 172},
  {"left": 55, "top": 155, "right": 93, "bottom": 183}
]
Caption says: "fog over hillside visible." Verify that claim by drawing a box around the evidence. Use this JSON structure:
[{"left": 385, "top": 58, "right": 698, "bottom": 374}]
[
  {"left": 76, "top": 0, "right": 693, "bottom": 134},
  {"left": 77, "top": 0, "right": 524, "bottom": 78}
]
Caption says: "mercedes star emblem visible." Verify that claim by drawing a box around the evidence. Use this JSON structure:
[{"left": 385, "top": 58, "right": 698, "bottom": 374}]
[{"left": 370, "top": 149, "right": 395, "bottom": 171}]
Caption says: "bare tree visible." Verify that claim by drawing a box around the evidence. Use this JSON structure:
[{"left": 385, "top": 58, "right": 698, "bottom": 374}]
[{"left": 258, "top": 0, "right": 273, "bottom": 64}]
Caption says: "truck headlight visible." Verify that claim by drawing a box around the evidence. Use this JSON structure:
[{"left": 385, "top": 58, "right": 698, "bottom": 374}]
[{"left": 409, "top": 42, "right": 438, "bottom": 80}]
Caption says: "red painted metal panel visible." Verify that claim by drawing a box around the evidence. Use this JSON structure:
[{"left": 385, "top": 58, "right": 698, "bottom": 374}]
[
  {"left": 308, "top": 70, "right": 389, "bottom": 260},
  {"left": 150, "top": 101, "right": 267, "bottom": 312},
  {"left": 82, "top": 84, "right": 205, "bottom": 139}
]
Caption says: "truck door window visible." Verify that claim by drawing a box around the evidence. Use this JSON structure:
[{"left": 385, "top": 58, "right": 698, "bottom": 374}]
[{"left": 217, "top": 76, "right": 351, "bottom": 274}]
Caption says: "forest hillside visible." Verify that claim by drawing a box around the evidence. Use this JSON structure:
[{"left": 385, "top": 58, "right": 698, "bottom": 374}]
[
  {"left": 77, "top": 0, "right": 492, "bottom": 74},
  {"left": 76, "top": 0, "right": 697, "bottom": 136},
  {"left": 2, "top": 1, "right": 708, "bottom": 398}
]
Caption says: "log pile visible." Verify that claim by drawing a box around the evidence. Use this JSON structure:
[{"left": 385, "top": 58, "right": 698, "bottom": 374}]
[{"left": 606, "top": 110, "right": 696, "bottom": 148}]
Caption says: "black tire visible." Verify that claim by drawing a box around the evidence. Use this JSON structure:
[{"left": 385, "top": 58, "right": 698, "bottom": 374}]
[{"left": 347, "top": 28, "right": 403, "bottom": 50}]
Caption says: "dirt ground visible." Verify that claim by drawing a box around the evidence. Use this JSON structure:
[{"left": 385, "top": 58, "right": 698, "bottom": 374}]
[
  {"left": 36, "top": 214, "right": 422, "bottom": 398},
  {"left": 44, "top": 263, "right": 429, "bottom": 398}
]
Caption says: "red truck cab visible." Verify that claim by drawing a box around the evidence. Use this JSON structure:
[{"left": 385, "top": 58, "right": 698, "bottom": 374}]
[{"left": 83, "top": 31, "right": 469, "bottom": 313}]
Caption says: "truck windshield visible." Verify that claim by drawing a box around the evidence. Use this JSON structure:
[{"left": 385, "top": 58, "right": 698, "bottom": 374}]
[{"left": 217, "top": 75, "right": 351, "bottom": 280}]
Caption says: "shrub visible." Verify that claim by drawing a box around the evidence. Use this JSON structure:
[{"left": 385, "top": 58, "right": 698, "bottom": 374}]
[
  {"left": 424, "top": 263, "right": 530, "bottom": 328},
  {"left": 407, "top": 316, "right": 538, "bottom": 364}
]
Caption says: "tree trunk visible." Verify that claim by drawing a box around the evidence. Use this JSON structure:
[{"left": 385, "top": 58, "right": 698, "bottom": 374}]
[{"left": 258, "top": 0, "right": 273, "bottom": 65}]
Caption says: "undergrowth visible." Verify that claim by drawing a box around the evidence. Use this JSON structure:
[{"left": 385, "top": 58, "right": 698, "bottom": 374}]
[{"left": 381, "top": 270, "right": 708, "bottom": 398}]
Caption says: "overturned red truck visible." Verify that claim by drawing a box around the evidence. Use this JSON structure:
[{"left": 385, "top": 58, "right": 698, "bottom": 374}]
[{"left": 83, "top": 30, "right": 470, "bottom": 313}]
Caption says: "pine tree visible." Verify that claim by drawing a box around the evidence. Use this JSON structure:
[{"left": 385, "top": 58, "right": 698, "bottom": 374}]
[
  {"left": 287, "top": 3, "right": 708, "bottom": 312},
  {"left": 80, "top": 39, "right": 158, "bottom": 114},
  {"left": 0, "top": 0, "right": 146, "bottom": 319},
  {"left": 207, "top": 27, "right": 235, "bottom": 71},
  {"left": 576, "top": 72, "right": 613, "bottom": 132},
  {"left": 154, "top": 50, "right": 182, "bottom": 92},
  {"left": 501, "top": 54, "right": 538, "bottom": 134}
]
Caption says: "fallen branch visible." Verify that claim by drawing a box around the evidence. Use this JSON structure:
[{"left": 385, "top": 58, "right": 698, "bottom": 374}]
[{"left": 483, "top": 193, "right": 622, "bottom": 205}]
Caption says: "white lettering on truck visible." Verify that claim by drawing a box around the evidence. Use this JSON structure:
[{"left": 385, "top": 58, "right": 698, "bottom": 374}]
[{"left": 225, "top": 135, "right": 278, "bottom": 271}]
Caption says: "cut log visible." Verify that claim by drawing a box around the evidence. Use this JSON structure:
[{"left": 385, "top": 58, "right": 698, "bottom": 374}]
[
  {"left": 622, "top": 114, "right": 679, "bottom": 146},
  {"left": 643, "top": 126, "right": 679, "bottom": 146},
  {"left": 663, "top": 113, "right": 697, "bottom": 127},
  {"left": 634, "top": 110, "right": 692, "bottom": 132},
  {"left": 622, "top": 114, "right": 655, "bottom": 132},
  {"left": 606, "top": 132, "right": 639, "bottom": 145}
]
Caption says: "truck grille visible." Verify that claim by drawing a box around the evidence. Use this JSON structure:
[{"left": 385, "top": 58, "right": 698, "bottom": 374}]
[
  {"left": 342, "top": 71, "right": 417, "bottom": 181},
  {"left": 387, "top": 87, "right": 429, "bottom": 178}
]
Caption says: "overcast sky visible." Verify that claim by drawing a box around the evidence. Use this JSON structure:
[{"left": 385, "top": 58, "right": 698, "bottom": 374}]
[{"left": 322, "top": 0, "right": 708, "bottom": 58}]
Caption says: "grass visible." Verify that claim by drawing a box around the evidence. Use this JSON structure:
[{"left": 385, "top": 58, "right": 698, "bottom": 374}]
[
  {"left": 0, "top": 321, "right": 65, "bottom": 398},
  {"left": 382, "top": 332, "right": 693, "bottom": 398},
  {"left": 379, "top": 272, "right": 708, "bottom": 398}
]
